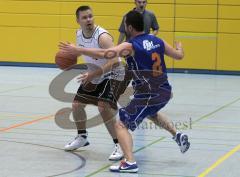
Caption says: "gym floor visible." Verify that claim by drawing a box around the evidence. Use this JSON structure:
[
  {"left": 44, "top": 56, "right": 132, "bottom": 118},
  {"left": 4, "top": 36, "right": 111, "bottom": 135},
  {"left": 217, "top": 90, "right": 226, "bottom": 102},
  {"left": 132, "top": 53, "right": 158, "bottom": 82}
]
[{"left": 0, "top": 66, "right": 239, "bottom": 177}]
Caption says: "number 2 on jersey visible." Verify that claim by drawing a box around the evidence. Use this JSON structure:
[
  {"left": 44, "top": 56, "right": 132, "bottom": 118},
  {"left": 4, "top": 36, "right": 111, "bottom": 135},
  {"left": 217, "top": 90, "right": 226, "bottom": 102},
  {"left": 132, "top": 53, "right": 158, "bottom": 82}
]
[{"left": 152, "top": 52, "right": 163, "bottom": 77}]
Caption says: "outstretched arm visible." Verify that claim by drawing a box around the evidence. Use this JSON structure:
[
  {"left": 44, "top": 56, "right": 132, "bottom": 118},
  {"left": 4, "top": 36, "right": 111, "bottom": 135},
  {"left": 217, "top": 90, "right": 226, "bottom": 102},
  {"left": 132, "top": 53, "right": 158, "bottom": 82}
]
[
  {"left": 60, "top": 35, "right": 133, "bottom": 84},
  {"left": 164, "top": 41, "right": 184, "bottom": 60},
  {"left": 59, "top": 42, "right": 106, "bottom": 59},
  {"left": 59, "top": 41, "right": 133, "bottom": 60}
]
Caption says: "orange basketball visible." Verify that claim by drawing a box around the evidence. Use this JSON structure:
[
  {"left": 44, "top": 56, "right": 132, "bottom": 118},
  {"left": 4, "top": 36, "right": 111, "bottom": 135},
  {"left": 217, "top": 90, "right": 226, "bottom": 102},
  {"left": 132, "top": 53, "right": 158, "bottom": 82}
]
[{"left": 55, "top": 51, "right": 77, "bottom": 70}]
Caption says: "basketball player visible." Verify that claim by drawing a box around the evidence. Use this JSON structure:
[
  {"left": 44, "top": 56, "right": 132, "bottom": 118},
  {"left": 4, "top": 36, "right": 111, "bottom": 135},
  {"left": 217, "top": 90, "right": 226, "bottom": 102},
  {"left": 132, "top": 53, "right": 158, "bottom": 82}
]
[
  {"left": 60, "top": 10, "right": 190, "bottom": 173},
  {"left": 64, "top": 6, "right": 125, "bottom": 161}
]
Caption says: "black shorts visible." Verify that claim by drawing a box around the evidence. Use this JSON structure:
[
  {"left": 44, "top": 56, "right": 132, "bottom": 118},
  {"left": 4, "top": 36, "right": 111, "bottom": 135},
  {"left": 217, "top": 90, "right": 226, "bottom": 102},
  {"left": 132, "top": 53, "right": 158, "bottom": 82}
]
[{"left": 74, "top": 79, "right": 129, "bottom": 109}]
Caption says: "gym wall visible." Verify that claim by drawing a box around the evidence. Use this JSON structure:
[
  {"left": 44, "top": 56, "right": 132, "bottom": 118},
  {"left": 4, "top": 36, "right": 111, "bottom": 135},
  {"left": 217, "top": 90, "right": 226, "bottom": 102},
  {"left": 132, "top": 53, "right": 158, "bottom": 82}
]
[{"left": 0, "top": 0, "right": 239, "bottom": 72}]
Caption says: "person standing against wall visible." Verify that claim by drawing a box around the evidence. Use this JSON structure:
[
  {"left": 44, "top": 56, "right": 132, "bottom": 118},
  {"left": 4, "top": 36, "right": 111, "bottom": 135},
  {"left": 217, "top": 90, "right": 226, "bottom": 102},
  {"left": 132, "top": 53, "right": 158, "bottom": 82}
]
[{"left": 118, "top": 0, "right": 159, "bottom": 44}]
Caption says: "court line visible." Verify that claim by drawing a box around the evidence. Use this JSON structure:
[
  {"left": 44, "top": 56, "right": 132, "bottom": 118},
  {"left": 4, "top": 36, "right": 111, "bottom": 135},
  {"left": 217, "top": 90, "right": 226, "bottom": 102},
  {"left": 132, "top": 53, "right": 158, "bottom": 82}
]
[
  {"left": 193, "top": 97, "right": 240, "bottom": 124},
  {"left": 85, "top": 137, "right": 165, "bottom": 177},
  {"left": 0, "top": 124, "right": 165, "bottom": 138},
  {"left": 86, "top": 96, "right": 240, "bottom": 176},
  {"left": 0, "top": 139, "right": 86, "bottom": 177},
  {"left": 1, "top": 131, "right": 167, "bottom": 143},
  {"left": 0, "top": 85, "right": 34, "bottom": 93},
  {"left": 198, "top": 144, "right": 240, "bottom": 177},
  {"left": 0, "top": 110, "right": 51, "bottom": 115},
  {"left": 0, "top": 109, "right": 68, "bottom": 132},
  {"left": 1, "top": 93, "right": 240, "bottom": 175},
  {"left": 0, "top": 94, "right": 50, "bottom": 99},
  {"left": 0, "top": 113, "right": 44, "bottom": 119},
  {"left": 102, "top": 171, "right": 195, "bottom": 177},
  {"left": 0, "top": 116, "right": 51, "bottom": 121},
  {"left": 9, "top": 127, "right": 240, "bottom": 143},
  {"left": 192, "top": 128, "right": 240, "bottom": 134},
  {"left": 194, "top": 125, "right": 240, "bottom": 130},
  {"left": 1, "top": 135, "right": 237, "bottom": 152},
  {"left": 0, "top": 114, "right": 55, "bottom": 132}
]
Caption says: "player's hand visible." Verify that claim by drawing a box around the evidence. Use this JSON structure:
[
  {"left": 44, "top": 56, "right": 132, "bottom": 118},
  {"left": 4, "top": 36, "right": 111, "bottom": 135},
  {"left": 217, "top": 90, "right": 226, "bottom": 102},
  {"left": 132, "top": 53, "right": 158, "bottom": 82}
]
[
  {"left": 77, "top": 72, "right": 94, "bottom": 85},
  {"left": 175, "top": 41, "right": 183, "bottom": 50},
  {"left": 59, "top": 42, "right": 79, "bottom": 56}
]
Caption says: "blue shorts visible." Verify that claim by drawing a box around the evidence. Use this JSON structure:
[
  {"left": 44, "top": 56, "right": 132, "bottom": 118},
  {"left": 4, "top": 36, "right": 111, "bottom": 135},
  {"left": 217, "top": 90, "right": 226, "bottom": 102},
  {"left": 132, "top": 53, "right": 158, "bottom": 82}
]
[{"left": 119, "top": 84, "right": 172, "bottom": 131}]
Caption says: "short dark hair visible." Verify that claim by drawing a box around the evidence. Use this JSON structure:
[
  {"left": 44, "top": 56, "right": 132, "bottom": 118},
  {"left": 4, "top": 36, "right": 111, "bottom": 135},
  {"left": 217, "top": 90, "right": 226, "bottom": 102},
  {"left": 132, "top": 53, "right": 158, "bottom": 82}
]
[
  {"left": 76, "top": 6, "right": 91, "bottom": 18},
  {"left": 125, "top": 10, "right": 144, "bottom": 32}
]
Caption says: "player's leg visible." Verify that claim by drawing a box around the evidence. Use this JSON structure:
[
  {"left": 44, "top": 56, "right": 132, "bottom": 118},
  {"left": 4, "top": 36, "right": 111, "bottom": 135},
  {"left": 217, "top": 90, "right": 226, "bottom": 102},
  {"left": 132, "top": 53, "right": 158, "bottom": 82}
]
[
  {"left": 64, "top": 100, "right": 90, "bottom": 151},
  {"left": 110, "top": 119, "right": 138, "bottom": 173},
  {"left": 94, "top": 77, "right": 131, "bottom": 161},
  {"left": 109, "top": 97, "right": 153, "bottom": 173},
  {"left": 148, "top": 112, "right": 176, "bottom": 136},
  {"left": 115, "top": 120, "right": 134, "bottom": 161},
  {"left": 148, "top": 112, "right": 190, "bottom": 153},
  {"left": 98, "top": 101, "right": 117, "bottom": 139},
  {"left": 110, "top": 72, "right": 135, "bottom": 162},
  {"left": 72, "top": 101, "right": 87, "bottom": 132},
  {"left": 98, "top": 101, "right": 123, "bottom": 161},
  {"left": 64, "top": 83, "right": 98, "bottom": 151}
]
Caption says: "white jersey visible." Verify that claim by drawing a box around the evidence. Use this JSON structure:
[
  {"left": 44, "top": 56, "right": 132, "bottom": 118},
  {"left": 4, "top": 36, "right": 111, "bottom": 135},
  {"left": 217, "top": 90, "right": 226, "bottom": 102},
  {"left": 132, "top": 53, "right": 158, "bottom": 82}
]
[{"left": 76, "top": 26, "right": 125, "bottom": 84}]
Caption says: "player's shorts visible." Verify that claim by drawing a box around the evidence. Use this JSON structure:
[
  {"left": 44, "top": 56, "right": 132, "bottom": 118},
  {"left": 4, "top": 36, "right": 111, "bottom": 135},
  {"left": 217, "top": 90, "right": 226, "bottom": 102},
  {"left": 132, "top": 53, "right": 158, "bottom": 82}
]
[
  {"left": 119, "top": 82, "right": 172, "bottom": 131},
  {"left": 74, "top": 78, "right": 128, "bottom": 110}
]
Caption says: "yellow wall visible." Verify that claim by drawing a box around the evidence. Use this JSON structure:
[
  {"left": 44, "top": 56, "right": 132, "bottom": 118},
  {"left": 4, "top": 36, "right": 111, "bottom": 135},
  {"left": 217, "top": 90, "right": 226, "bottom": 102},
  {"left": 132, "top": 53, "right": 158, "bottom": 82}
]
[{"left": 0, "top": 0, "right": 239, "bottom": 71}]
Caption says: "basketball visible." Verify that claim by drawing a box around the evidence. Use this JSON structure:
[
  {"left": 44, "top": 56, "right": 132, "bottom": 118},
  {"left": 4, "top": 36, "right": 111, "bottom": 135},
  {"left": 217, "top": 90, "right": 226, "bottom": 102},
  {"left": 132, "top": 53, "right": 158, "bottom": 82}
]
[{"left": 55, "top": 51, "right": 77, "bottom": 70}]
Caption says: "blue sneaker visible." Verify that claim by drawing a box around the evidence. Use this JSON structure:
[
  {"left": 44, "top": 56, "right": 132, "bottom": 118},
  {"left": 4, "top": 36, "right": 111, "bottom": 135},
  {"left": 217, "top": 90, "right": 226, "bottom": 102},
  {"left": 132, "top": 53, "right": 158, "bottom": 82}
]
[
  {"left": 173, "top": 132, "right": 190, "bottom": 153},
  {"left": 110, "top": 160, "right": 138, "bottom": 173}
]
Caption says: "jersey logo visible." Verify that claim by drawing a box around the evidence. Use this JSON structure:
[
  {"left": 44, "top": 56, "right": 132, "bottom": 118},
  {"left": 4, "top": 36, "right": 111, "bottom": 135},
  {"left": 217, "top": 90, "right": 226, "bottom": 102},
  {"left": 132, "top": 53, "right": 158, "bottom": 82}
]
[
  {"left": 143, "top": 40, "right": 153, "bottom": 51},
  {"left": 143, "top": 40, "right": 160, "bottom": 51}
]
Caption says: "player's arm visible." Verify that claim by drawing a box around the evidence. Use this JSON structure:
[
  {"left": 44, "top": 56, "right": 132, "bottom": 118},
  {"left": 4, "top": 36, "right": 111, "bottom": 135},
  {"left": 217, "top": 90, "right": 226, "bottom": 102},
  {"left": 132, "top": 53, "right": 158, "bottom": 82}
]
[
  {"left": 163, "top": 40, "right": 184, "bottom": 60},
  {"left": 107, "top": 42, "right": 133, "bottom": 57},
  {"left": 59, "top": 41, "right": 133, "bottom": 60},
  {"left": 88, "top": 35, "right": 133, "bottom": 77},
  {"left": 92, "top": 33, "right": 121, "bottom": 77},
  {"left": 81, "top": 34, "right": 132, "bottom": 83},
  {"left": 59, "top": 42, "right": 106, "bottom": 59}
]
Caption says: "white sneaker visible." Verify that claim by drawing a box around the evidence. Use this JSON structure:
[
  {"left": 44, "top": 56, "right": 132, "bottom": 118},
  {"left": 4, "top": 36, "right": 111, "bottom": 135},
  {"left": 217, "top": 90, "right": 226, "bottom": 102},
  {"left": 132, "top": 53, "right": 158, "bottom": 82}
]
[
  {"left": 109, "top": 144, "right": 124, "bottom": 161},
  {"left": 64, "top": 134, "right": 90, "bottom": 151}
]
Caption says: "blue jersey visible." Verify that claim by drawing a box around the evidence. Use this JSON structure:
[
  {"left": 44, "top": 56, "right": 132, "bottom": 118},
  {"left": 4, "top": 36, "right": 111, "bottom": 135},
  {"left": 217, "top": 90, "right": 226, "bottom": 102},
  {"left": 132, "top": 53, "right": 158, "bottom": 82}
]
[
  {"left": 120, "top": 34, "right": 172, "bottom": 131},
  {"left": 127, "top": 33, "right": 169, "bottom": 89}
]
